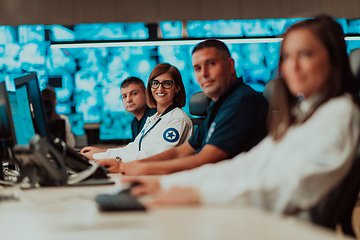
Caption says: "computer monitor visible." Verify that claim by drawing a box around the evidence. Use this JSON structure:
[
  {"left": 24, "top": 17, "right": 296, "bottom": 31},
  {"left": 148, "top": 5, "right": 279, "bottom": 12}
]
[
  {"left": 0, "top": 82, "right": 17, "bottom": 145},
  {"left": 9, "top": 85, "right": 36, "bottom": 145},
  {"left": 0, "top": 81, "right": 36, "bottom": 146},
  {"left": 14, "top": 73, "right": 49, "bottom": 138}
]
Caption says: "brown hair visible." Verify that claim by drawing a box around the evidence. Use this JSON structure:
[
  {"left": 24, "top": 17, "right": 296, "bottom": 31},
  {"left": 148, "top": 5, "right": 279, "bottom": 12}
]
[
  {"left": 268, "top": 14, "right": 360, "bottom": 140},
  {"left": 41, "top": 87, "right": 61, "bottom": 120},
  {"left": 121, "top": 76, "right": 145, "bottom": 91},
  {"left": 146, "top": 63, "right": 186, "bottom": 108},
  {"left": 192, "top": 39, "right": 231, "bottom": 61}
]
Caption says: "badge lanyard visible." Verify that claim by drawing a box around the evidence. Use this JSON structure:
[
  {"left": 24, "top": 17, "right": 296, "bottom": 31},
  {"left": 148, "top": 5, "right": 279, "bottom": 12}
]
[
  {"left": 137, "top": 104, "right": 177, "bottom": 151},
  {"left": 138, "top": 118, "right": 162, "bottom": 151}
]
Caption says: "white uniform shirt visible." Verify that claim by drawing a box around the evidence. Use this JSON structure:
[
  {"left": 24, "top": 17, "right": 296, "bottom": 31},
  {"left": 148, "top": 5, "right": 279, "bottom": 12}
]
[
  {"left": 93, "top": 107, "right": 193, "bottom": 162},
  {"left": 160, "top": 94, "right": 360, "bottom": 214}
]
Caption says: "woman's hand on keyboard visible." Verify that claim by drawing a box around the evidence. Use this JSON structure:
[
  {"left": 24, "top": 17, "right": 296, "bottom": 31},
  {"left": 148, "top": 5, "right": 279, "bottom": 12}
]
[
  {"left": 119, "top": 161, "right": 149, "bottom": 176},
  {"left": 149, "top": 187, "right": 200, "bottom": 207},
  {"left": 121, "top": 176, "right": 160, "bottom": 196},
  {"left": 96, "top": 158, "right": 121, "bottom": 173},
  {"left": 80, "top": 146, "right": 106, "bottom": 159}
]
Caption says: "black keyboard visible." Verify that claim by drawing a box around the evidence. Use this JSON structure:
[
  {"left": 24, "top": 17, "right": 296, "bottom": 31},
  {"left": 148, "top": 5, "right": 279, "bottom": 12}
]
[{"left": 95, "top": 192, "right": 146, "bottom": 212}]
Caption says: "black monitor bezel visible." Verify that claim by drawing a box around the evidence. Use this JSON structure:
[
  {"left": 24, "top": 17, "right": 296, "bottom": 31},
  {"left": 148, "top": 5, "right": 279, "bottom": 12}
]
[
  {"left": 14, "top": 73, "right": 50, "bottom": 138},
  {"left": 0, "top": 81, "right": 17, "bottom": 145}
]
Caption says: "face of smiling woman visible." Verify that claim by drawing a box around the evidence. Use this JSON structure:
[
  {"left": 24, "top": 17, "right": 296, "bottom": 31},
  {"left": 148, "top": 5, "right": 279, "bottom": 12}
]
[
  {"left": 280, "top": 28, "right": 332, "bottom": 99},
  {"left": 151, "top": 72, "right": 180, "bottom": 114}
]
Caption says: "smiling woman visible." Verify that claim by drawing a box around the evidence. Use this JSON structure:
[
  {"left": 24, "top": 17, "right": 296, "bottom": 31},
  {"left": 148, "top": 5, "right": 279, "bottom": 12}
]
[
  {"left": 90, "top": 63, "right": 193, "bottom": 172},
  {"left": 146, "top": 63, "right": 186, "bottom": 114}
]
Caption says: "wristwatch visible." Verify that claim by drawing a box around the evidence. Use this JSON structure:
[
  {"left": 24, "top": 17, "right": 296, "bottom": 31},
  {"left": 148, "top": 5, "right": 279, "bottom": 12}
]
[{"left": 115, "top": 156, "right": 121, "bottom": 162}]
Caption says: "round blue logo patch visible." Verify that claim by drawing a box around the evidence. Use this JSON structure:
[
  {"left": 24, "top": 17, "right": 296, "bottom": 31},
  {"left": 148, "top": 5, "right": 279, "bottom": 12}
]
[{"left": 163, "top": 128, "right": 180, "bottom": 143}]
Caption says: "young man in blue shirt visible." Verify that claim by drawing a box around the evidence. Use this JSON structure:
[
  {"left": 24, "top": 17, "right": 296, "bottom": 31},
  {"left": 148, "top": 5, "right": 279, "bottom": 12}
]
[
  {"left": 99, "top": 39, "right": 269, "bottom": 175},
  {"left": 121, "top": 77, "right": 157, "bottom": 141}
]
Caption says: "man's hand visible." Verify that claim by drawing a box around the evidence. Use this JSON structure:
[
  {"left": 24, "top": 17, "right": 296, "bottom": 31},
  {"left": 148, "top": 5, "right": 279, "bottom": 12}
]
[
  {"left": 149, "top": 187, "right": 200, "bottom": 207},
  {"left": 95, "top": 158, "right": 121, "bottom": 173},
  {"left": 80, "top": 146, "right": 106, "bottom": 159},
  {"left": 119, "top": 161, "right": 149, "bottom": 176},
  {"left": 121, "top": 176, "right": 161, "bottom": 196}
]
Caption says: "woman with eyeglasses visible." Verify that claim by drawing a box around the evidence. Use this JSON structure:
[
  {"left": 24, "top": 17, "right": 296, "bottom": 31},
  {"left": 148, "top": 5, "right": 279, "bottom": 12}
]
[{"left": 93, "top": 63, "right": 193, "bottom": 173}]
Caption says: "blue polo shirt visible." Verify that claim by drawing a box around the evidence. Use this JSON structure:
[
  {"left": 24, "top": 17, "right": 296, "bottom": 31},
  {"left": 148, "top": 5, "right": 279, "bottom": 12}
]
[
  {"left": 188, "top": 78, "right": 268, "bottom": 158},
  {"left": 131, "top": 106, "right": 156, "bottom": 141}
]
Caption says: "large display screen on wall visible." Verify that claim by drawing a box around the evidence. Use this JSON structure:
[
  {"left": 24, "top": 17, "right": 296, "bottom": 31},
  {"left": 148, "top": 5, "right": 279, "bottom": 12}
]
[{"left": 0, "top": 18, "right": 360, "bottom": 140}]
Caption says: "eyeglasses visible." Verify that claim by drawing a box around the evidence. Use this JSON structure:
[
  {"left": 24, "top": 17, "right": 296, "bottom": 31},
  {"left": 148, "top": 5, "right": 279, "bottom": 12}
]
[{"left": 149, "top": 80, "right": 175, "bottom": 89}]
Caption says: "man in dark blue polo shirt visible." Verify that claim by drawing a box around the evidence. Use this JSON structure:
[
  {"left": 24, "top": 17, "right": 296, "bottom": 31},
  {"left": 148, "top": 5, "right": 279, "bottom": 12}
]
[
  {"left": 81, "top": 77, "right": 155, "bottom": 158},
  {"left": 114, "top": 39, "right": 269, "bottom": 175}
]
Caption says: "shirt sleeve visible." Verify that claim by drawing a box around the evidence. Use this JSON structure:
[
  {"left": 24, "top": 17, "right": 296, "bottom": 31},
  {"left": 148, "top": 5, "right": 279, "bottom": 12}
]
[
  {"left": 160, "top": 96, "right": 360, "bottom": 214},
  {"left": 206, "top": 90, "right": 268, "bottom": 157},
  {"left": 188, "top": 117, "right": 208, "bottom": 151},
  {"left": 94, "top": 112, "right": 193, "bottom": 162},
  {"left": 119, "top": 116, "right": 193, "bottom": 162}
]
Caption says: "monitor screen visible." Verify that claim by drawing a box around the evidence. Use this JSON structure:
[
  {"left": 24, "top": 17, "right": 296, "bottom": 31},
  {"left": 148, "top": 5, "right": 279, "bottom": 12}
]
[
  {"left": 9, "top": 85, "right": 36, "bottom": 145},
  {"left": 0, "top": 82, "right": 16, "bottom": 143},
  {"left": 14, "top": 73, "right": 49, "bottom": 138}
]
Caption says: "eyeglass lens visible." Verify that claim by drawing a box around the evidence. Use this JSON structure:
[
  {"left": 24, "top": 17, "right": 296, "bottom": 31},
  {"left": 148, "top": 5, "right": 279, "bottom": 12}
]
[{"left": 150, "top": 80, "right": 174, "bottom": 89}]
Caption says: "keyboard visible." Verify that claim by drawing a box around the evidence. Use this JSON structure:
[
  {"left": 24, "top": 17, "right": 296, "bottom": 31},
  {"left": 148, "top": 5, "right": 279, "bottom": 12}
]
[{"left": 95, "top": 192, "right": 146, "bottom": 212}]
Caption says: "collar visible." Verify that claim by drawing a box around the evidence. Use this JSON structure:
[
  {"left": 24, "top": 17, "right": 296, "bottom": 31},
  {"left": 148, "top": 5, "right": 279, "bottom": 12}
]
[
  {"left": 291, "top": 91, "right": 327, "bottom": 122},
  {"left": 208, "top": 77, "right": 244, "bottom": 110},
  {"left": 206, "top": 77, "right": 244, "bottom": 120},
  {"left": 137, "top": 106, "right": 152, "bottom": 122},
  {"left": 152, "top": 104, "right": 177, "bottom": 120},
  {"left": 216, "top": 77, "right": 244, "bottom": 102}
]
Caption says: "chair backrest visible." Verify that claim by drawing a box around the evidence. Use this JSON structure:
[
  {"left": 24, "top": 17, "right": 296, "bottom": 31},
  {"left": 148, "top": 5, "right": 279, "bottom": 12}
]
[
  {"left": 48, "top": 119, "right": 66, "bottom": 143},
  {"left": 309, "top": 154, "right": 360, "bottom": 237},
  {"left": 189, "top": 91, "right": 212, "bottom": 127},
  {"left": 43, "top": 99, "right": 54, "bottom": 118},
  {"left": 308, "top": 48, "right": 360, "bottom": 237},
  {"left": 350, "top": 48, "right": 360, "bottom": 82},
  {"left": 262, "top": 78, "right": 279, "bottom": 102}
]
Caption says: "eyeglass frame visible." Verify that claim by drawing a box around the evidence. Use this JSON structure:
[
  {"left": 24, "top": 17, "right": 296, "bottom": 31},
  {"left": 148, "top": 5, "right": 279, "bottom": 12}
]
[{"left": 149, "top": 80, "right": 175, "bottom": 89}]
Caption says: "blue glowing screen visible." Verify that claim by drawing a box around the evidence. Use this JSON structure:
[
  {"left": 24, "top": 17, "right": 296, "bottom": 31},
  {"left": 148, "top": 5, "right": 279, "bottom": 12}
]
[
  {"left": 8, "top": 85, "right": 36, "bottom": 145},
  {"left": 0, "top": 18, "right": 359, "bottom": 140}
]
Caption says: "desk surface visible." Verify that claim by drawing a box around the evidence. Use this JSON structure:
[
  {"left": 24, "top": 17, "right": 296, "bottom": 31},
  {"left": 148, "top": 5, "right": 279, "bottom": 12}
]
[{"left": 0, "top": 177, "right": 353, "bottom": 240}]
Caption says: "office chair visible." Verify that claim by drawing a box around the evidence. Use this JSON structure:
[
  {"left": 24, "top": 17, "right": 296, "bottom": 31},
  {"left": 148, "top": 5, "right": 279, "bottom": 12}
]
[
  {"left": 48, "top": 119, "right": 66, "bottom": 142},
  {"left": 308, "top": 48, "right": 360, "bottom": 237},
  {"left": 262, "top": 78, "right": 279, "bottom": 102},
  {"left": 309, "top": 154, "right": 360, "bottom": 237},
  {"left": 350, "top": 48, "right": 360, "bottom": 81},
  {"left": 43, "top": 99, "right": 66, "bottom": 142},
  {"left": 189, "top": 91, "right": 212, "bottom": 127}
]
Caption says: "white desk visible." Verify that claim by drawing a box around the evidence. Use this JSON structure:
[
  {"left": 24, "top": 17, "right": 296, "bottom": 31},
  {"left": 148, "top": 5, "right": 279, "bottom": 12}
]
[{"left": 0, "top": 178, "right": 353, "bottom": 240}]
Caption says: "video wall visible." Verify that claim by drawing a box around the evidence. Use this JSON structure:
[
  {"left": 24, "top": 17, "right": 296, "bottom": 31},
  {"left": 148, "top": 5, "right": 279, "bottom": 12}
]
[{"left": 1, "top": 18, "right": 360, "bottom": 140}]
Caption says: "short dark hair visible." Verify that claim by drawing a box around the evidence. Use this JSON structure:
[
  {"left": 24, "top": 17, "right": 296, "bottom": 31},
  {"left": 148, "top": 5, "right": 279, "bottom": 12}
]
[
  {"left": 192, "top": 39, "right": 231, "bottom": 60},
  {"left": 268, "top": 14, "right": 360, "bottom": 140},
  {"left": 120, "top": 77, "right": 145, "bottom": 91},
  {"left": 146, "top": 63, "right": 186, "bottom": 108}
]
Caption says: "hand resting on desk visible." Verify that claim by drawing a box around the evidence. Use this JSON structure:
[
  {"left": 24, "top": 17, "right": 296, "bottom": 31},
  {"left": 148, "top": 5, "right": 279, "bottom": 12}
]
[
  {"left": 95, "top": 158, "right": 121, "bottom": 173},
  {"left": 120, "top": 161, "right": 150, "bottom": 175},
  {"left": 80, "top": 146, "right": 106, "bottom": 159},
  {"left": 121, "top": 176, "right": 199, "bottom": 207}
]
